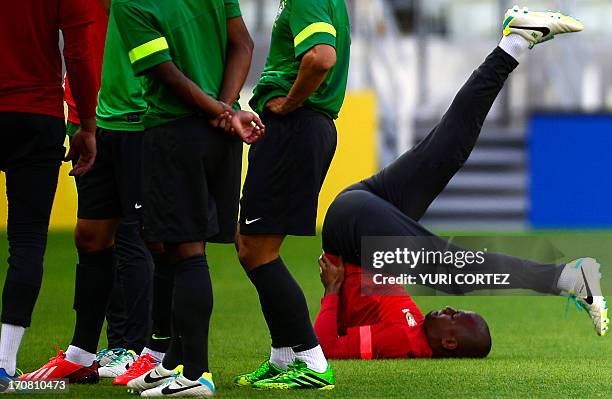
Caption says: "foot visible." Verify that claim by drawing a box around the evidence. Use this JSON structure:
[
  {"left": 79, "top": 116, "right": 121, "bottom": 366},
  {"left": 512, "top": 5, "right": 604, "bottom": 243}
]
[
  {"left": 503, "top": 5, "right": 583, "bottom": 48},
  {"left": 99, "top": 349, "right": 137, "bottom": 378},
  {"left": 96, "top": 348, "right": 118, "bottom": 368},
  {"left": 564, "top": 258, "right": 609, "bottom": 337},
  {"left": 19, "top": 350, "right": 98, "bottom": 384},
  {"left": 114, "top": 353, "right": 158, "bottom": 386},
  {"left": 233, "top": 360, "right": 284, "bottom": 387},
  {"left": 127, "top": 364, "right": 181, "bottom": 394},
  {"left": 140, "top": 373, "right": 215, "bottom": 397},
  {"left": 253, "top": 359, "right": 335, "bottom": 390},
  {"left": 0, "top": 368, "right": 20, "bottom": 393}
]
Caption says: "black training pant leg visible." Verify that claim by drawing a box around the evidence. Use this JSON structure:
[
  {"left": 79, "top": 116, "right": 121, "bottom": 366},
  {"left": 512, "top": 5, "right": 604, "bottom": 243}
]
[
  {"left": 324, "top": 190, "right": 562, "bottom": 295},
  {"left": 1, "top": 113, "right": 65, "bottom": 327},
  {"left": 358, "top": 47, "right": 519, "bottom": 221},
  {"left": 111, "top": 220, "right": 153, "bottom": 353}
]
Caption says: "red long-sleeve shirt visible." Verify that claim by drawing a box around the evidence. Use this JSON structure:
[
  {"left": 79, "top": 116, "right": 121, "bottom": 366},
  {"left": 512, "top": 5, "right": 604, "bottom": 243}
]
[
  {"left": 64, "top": 1, "right": 108, "bottom": 124},
  {"left": 314, "top": 260, "right": 432, "bottom": 360},
  {"left": 0, "top": 0, "right": 98, "bottom": 120}
]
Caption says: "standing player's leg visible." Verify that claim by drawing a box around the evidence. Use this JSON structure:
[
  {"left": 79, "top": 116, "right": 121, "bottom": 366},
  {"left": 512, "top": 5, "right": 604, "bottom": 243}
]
[
  {"left": 354, "top": 9, "right": 583, "bottom": 223},
  {"left": 0, "top": 113, "right": 65, "bottom": 378},
  {"left": 128, "top": 117, "right": 241, "bottom": 396},
  {"left": 235, "top": 110, "right": 336, "bottom": 387}
]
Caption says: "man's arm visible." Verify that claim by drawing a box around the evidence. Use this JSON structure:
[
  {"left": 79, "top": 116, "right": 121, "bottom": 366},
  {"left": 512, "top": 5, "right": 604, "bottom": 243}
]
[
  {"left": 151, "top": 62, "right": 228, "bottom": 117},
  {"left": 268, "top": 44, "right": 336, "bottom": 115},
  {"left": 219, "top": 17, "right": 253, "bottom": 107},
  {"left": 60, "top": 0, "right": 99, "bottom": 175}
]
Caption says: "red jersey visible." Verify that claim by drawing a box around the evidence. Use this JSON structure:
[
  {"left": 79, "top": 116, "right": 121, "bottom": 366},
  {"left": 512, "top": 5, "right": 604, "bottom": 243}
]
[
  {"left": 314, "top": 258, "right": 432, "bottom": 359},
  {"left": 65, "top": 1, "right": 109, "bottom": 124},
  {"left": 0, "top": 0, "right": 98, "bottom": 119}
]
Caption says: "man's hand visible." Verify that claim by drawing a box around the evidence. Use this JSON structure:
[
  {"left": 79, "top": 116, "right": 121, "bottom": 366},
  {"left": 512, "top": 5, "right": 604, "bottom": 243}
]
[
  {"left": 319, "top": 254, "right": 345, "bottom": 295},
  {"left": 229, "top": 111, "right": 265, "bottom": 144},
  {"left": 266, "top": 97, "right": 297, "bottom": 116},
  {"left": 66, "top": 127, "right": 96, "bottom": 177},
  {"left": 210, "top": 102, "right": 233, "bottom": 133}
]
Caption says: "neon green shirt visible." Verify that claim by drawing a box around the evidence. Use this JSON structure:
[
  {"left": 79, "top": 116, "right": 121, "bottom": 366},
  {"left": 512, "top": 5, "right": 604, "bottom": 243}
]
[
  {"left": 250, "top": 0, "right": 351, "bottom": 120},
  {"left": 96, "top": 8, "right": 147, "bottom": 132},
  {"left": 113, "top": 0, "right": 242, "bottom": 128}
]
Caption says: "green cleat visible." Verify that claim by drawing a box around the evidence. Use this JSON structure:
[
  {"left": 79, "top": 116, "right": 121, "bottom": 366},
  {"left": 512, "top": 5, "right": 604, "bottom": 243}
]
[
  {"left": 233, "top": 360, "right": 284, "bottom": 387},
  {"left": 253, "top": 360, "right": 335, "bottom": 390}
]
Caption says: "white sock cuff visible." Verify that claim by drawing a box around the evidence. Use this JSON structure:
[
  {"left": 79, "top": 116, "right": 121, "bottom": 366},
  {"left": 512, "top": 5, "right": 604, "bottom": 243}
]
[
  {"left": 557, "top": 263, "right": 579, "bottom": 293},
  {"left": 65, "top": 345, "right": 96, "bottom": 367},
  {"left": 270, "top": 347, "right": 295, "bottom": 370},
  {"left": 0, "top": 324, "right": 26, "bottom": 375},
  {"left": 141, "top": 347, "right": 165, "bottom": 363},
  {"left": 294, "top": 345, "right": 328, "bottom": 373},
  {"left": 499, "top": 33, "right": 530, "bottom": 62}
]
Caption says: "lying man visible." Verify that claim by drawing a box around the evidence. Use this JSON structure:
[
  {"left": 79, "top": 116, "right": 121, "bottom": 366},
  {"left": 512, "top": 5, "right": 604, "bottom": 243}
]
[{"left": 310, "top": 7, "right": 608, "bottom": 360}]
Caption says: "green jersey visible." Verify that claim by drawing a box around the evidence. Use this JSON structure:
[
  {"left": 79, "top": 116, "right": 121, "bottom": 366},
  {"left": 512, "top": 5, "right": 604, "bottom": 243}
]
[
  {"left": 96, "top": 8, "right": 147, "bottom": 132},
  {"left": 113, "top": 0, "right": 242, "bottom": 128},
  {"left": 251, "top": 0, "right": 350, "bottom": 120}
]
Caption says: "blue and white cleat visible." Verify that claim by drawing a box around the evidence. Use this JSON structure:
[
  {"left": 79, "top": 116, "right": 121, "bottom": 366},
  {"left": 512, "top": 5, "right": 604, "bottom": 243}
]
[
  {"left": 140, "top": 372, "right": 215, "bottom": 397},
  {"left": 503, "top": 5, "right": 584, "bottom": 48},
  {"left": 565, "top": 258, "right": 609, "bottom": 337},
  {"left": 0, "top": 367, "right": 21, "bottom": 393},
  {"left": 99, "top": 349, "right": 138, "bottom": 378}
]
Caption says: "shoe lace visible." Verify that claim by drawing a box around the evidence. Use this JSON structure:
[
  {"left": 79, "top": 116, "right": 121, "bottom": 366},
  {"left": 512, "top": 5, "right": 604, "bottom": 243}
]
[
  {"left": 564, "top": 295, "right": 585, "bottom": 318},
  {"left": 106, "top": 348, "right": 130, "bottom": 366},
  {"left": 279, "top": 360, "right": 307, "bottom": 379},
  {"left": 126, "top": 355, "right": 155, "bottom": 375},
  {"left": 95, "top": 348, "right": 112, "bottom": 362},
  {"left": 250, "top": 361, "right": 273, "bottom": 379}
]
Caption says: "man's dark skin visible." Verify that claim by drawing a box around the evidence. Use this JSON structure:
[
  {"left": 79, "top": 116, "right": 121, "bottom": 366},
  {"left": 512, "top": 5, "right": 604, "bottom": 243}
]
[
  {"left": 319, "top": 255, "right": 492, "bottom": 359},
  {"left": 76, "top": 11, "right": 263, "bottom": 261},
  {"left": 236, "top": 43, "right": 337, "bottom": 271}
]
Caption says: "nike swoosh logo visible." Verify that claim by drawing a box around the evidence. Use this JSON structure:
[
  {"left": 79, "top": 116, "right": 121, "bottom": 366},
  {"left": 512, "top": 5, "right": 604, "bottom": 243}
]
[
  {"left": 161, "top": 383, "right": 201, "bottom": 395},
  {"left": 580, "top": 267, "right": 594, "bottom": 304},
  {"left": 512, "top": 26, "right": 551, "bottom": 37},
  {"left": 245, "top": 218, "right": 261, "bottom": 225},
  {"left": 151, "top": 334, "right": 171, "bottom": 340},
  {"left": 144, "top": 372, "right": 168, "bottom": 384}
]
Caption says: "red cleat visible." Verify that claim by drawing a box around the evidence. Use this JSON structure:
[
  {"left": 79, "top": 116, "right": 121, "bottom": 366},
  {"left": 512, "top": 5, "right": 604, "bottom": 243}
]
[
  {"left": 113, "top": 353, "right": 157, "bottom": 386},
  {"left": 20, "top": 350, "right": 98, "bottom": 384}
]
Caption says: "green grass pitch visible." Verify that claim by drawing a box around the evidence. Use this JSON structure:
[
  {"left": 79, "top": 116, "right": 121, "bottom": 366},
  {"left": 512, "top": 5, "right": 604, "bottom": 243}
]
[{"left": 1, "top": 232, "right": 610, "bottom": 398}]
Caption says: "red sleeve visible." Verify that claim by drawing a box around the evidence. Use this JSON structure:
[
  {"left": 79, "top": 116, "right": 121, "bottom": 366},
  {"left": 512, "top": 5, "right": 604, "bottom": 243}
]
[
  {"left": 59, "top": 0, "right": 99, "bottom": 119},
  {"left": 314, "top": 294, "right": 420, "bottom": 359},
  {"left": 314, "top": 294, "right": 361, "bottom": 359}
]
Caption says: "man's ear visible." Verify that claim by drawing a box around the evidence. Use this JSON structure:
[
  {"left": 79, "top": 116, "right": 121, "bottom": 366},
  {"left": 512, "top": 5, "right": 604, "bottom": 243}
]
[{"left": 441, "top": 337, "right": 458, "bottom": 351}]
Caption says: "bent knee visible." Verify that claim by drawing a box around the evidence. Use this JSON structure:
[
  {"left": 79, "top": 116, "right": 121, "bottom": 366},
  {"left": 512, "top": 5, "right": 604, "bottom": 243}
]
[
  {"left": 75, "top": 224, "right": 114, "bottom": 253},
  {"left": 236, "top": 235, "right": 280, "bottom": 271}
]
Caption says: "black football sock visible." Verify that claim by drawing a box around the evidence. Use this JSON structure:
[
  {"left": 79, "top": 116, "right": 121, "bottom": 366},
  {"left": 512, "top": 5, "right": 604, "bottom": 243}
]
[
  {"left": 169, "top": 256, "right": 213, "bottom": 380},
  {"left": 147, "top": 253, "right": 173, "bottom": 354},
  {"left": 71, "top": 247, "right": 116, "bottom": 353},
  {"left": 248, "top": 257, "right": 319, "bottom": 352}
]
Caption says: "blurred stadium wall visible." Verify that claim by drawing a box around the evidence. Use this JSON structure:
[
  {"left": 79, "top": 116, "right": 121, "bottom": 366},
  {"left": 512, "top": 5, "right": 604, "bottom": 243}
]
[{"left": 2, "top": 0, "right": 611, "bottom": 231}]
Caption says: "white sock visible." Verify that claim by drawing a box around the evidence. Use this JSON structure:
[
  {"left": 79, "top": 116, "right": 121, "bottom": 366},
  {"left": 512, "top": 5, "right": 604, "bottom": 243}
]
[
  {"left": 0, "top": 324, "right": 25, "bottom": 375},
  {"left": 270, "top": 347, "right": 294, "bottom": 370},
  {"left": 65, "top": 345, "right": 96, "bottom": 367},
  {"left": 557, "top": 263, "right": 579, "bottom": 293},
  {"left": 294, "top": 345, "right": 328, "bottom": 373},
  {"left": 141, "top": 347, "right": 165, "bottom": 363},
  {"left": 498, "top": 33, "right": 530, "bottom": 62}
]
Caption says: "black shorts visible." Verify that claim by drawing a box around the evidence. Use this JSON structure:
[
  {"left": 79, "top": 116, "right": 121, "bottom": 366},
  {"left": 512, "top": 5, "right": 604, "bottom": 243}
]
[
  {"left": 141, "top": 116, "right": 243, "bottom": 244},
  {"left": 77, "top": 129, "right": 144, "bottom": 220},
  {"left": 240, "top": 108, "right": 337, "bottom": 236}
]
